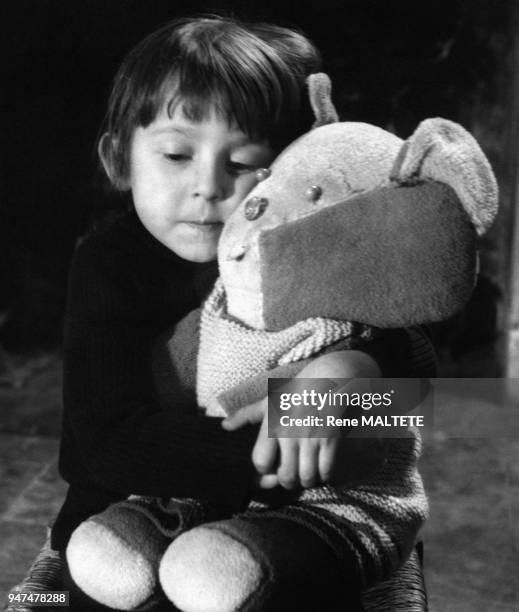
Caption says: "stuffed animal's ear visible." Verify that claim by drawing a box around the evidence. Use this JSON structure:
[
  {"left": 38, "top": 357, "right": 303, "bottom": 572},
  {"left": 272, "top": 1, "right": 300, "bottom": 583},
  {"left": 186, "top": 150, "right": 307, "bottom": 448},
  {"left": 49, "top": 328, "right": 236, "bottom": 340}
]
[
  {"left": 390, "top": 118, "right": 498, "bottom": 235},
  {"left": 307, "top": 73, "right": 339, "bottom": 128}
]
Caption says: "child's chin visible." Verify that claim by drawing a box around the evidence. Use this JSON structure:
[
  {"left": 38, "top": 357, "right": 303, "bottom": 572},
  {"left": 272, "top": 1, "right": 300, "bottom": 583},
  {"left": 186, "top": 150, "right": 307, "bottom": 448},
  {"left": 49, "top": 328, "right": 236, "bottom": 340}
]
[
  {"left": 173, "top": 242, "right": 218, "bottom": 263},
  {"left": 169, "top": 225, "right": 222, "bottom": 262}
]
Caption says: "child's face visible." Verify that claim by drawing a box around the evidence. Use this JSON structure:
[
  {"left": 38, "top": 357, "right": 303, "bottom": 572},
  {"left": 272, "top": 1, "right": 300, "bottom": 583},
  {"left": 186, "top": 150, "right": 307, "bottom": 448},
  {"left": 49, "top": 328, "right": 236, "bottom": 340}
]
[{"left": 129, "top": 103, "right": 275, "bottom": 262}]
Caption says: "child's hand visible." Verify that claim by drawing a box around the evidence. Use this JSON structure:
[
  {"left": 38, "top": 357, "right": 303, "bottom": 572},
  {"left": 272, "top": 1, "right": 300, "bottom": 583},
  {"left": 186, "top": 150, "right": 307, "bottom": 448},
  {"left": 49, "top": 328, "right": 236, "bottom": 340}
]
[
  {"left": 257, "top": 420, "right": 339, "bottom": 489},
  {"left": 222, "top": 395, "right": 338, "bottom": 488},
  {"left": 277, "top": 350, "right": 381, "bottom": 489},
  {"left": 223, "top": 350, "right": 381, "bottom": 490}
]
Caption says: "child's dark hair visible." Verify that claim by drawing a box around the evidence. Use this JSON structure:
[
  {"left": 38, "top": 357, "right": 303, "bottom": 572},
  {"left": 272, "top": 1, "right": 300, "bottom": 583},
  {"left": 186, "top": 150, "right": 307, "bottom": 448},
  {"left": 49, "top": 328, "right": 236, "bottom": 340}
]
[{"left": 100, "top": 15, "right": 321, "bottom": 189}]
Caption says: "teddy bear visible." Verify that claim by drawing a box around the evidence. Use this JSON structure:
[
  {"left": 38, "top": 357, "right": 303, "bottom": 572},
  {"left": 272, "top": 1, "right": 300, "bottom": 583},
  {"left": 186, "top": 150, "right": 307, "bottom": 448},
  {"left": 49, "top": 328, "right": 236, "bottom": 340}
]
[{"left": 66, "top": 73, "right": 498, "bottom": 612}]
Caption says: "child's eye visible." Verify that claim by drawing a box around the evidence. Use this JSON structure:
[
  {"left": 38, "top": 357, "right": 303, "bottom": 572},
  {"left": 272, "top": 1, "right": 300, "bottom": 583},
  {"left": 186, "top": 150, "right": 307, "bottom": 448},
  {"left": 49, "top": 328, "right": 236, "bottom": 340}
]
[
  {"left": 227, "top": 161, "right": 256, "bottom": 176},
  {"left": 164, "top": 153, "right": 190, "bottom": 163}
]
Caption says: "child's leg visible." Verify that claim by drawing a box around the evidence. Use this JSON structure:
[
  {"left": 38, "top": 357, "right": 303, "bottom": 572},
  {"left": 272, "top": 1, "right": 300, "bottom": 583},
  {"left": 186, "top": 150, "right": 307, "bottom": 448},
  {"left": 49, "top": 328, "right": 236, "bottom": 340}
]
[
  {"left": 159, "top": 514, "right": 364, "bottom": 612},
  {"left": 66, "top": 499, "right": 171, "bottom": 610}
]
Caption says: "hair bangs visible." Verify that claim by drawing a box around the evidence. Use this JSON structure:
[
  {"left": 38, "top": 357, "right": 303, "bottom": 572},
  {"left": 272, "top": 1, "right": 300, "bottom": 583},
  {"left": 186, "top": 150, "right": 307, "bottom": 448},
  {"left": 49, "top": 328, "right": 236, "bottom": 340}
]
[{"left": 153, "top": 47, "right": 288, "bottom": 145}]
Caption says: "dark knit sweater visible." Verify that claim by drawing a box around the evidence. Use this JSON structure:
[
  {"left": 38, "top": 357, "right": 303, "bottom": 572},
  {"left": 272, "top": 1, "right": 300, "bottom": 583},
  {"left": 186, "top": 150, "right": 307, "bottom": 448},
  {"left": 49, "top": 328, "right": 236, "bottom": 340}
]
[
  {"left": 52, "top": 211, "right": 258, "bottom": 549},
  {"left": 52, "top": 209, "right": 436, "bottom": 551}
]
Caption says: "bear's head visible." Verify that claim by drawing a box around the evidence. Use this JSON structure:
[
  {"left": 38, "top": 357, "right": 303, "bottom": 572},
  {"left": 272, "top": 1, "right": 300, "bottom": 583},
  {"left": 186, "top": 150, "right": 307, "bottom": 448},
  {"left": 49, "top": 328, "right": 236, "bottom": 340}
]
[{"left": 218, "top": 74, "right": 498, "bottom": 331}]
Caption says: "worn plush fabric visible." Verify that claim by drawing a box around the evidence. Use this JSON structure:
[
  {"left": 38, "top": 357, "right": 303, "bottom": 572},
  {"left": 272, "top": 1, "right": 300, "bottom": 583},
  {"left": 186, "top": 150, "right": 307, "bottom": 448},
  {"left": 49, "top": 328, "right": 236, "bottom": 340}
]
[
  {"left": 66, "top": 495, "right": 231, "bottom": 610},
  {"left": 257, "top": 182, "right": 477, "bottom": 330},
  {"left": 196, "top": 283, "right": 429, "bottom": 589},
  {"left": 160, "top": 515, "right": 365, "bottom": 612},
  {"left": 218, "top": 116, "right": 497, "bottom": 332},
  {"left": 391, "top": 118, "right": 498, "bottom": 236}
]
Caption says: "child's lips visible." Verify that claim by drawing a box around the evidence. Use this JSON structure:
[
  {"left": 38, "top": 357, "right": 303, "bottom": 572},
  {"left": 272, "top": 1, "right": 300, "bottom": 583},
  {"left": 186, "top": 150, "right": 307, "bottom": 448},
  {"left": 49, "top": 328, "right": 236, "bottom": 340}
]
[
  {"left": 181, "top": 221, "right": 223, "bottom": 235},
  {"left": 185, "top": 219, "right": 222, "bottom": 225},
  {"left": 183, "top": 220, "right": 223, "bottom": 227}
]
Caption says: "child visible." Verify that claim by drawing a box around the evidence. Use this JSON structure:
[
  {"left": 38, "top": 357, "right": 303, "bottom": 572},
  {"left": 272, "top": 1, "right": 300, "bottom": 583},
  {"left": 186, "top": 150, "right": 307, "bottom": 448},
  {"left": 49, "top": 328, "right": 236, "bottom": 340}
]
[{"left": 56, "top": 15, "right": 431, "bottom": 612}]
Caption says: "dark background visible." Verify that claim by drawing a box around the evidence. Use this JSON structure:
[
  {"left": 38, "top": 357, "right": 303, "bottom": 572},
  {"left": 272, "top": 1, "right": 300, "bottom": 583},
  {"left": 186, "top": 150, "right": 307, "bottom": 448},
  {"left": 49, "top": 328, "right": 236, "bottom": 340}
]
[{"left": 1, "top": 0, "right": 513, "bottom": 365}]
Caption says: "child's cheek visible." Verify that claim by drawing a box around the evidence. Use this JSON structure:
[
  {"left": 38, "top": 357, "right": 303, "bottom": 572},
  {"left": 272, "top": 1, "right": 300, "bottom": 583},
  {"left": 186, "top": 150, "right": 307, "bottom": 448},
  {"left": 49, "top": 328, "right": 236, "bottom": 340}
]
[{"left": 240, "top": 173, "right": 263, "bottom": 200}]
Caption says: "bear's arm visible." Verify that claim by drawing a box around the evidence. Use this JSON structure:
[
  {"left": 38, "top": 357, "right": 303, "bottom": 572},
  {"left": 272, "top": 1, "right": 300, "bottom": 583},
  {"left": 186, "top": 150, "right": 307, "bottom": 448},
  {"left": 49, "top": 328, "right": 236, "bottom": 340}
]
[{"left": 213, "top": 328, "right": 436, "bottom": 415}]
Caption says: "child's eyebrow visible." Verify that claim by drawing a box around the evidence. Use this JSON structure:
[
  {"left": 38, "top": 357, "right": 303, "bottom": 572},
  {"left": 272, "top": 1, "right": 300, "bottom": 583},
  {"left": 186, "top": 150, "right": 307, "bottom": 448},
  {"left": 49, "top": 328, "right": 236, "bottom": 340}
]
[
  {"left": 149, "top": 126, "right": 193, "bottom": 137},
  {"left": 148, "top": 124, "right": 266, "bottom": 148}
]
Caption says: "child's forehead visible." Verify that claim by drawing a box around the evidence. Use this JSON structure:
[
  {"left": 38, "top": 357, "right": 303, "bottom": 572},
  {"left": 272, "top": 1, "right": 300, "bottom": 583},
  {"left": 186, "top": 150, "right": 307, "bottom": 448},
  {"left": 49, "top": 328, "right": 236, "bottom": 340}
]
[
  {"left": 150, "top": 91, "right": 264, "bottom": 145},
  {"left": 149, "top": 79, "right": 263, "bottom": 142}
]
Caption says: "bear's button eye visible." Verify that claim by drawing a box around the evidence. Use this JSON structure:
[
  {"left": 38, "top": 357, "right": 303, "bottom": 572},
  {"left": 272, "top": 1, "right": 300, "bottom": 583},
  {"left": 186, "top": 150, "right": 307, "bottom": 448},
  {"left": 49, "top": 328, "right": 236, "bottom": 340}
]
[
  {"left": 305, "top": 185, "right": 322, "bottom": 202},
  {"left": 244, "top": 197, "right": 269, "bottom": 220},
  {"left": 255, "top": 168, "right": 271, "bottom": 182}
]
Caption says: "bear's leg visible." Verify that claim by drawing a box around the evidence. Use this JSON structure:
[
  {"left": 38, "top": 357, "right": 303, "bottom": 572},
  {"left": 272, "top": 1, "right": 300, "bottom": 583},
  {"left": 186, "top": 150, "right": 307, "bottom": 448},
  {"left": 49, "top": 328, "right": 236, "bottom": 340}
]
[
  {"left": 159, "top": 515, "right": 363, "bottom": 612},
  {"left": 66, "top": 500, "right": 173, "bottom": 610}
]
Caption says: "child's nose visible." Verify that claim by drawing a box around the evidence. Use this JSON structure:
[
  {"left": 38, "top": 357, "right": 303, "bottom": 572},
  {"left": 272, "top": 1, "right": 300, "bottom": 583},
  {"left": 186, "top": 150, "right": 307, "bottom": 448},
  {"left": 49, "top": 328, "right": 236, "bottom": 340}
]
[{"left": 193, "top": 161, "right": 225, "bottom": 202}]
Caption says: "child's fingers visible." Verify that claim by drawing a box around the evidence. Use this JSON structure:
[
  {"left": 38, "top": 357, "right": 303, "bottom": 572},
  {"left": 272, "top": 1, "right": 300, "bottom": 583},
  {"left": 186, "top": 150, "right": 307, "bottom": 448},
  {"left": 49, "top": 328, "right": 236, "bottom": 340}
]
[
  {"left": 298, "top": 439, "right": 320, "bottom": 488},
  {"left": 257, "top": 473, "right": 280, "bottom": 489},
  {"left": 277, "top": 440, "right": 299, "bottom": 489},
  {"left": 318, "top": 437, "right": 339, "bottom": 483},
  {"left": 252, "top": 417, "right": 278, "bottom": 474}
]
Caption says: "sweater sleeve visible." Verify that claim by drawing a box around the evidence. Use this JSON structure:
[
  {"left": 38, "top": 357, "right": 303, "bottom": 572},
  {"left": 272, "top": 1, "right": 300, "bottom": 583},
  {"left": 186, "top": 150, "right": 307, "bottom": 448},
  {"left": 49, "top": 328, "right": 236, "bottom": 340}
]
[{"left": 60, "top": 236, "right": 257, "bottom": 508}]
